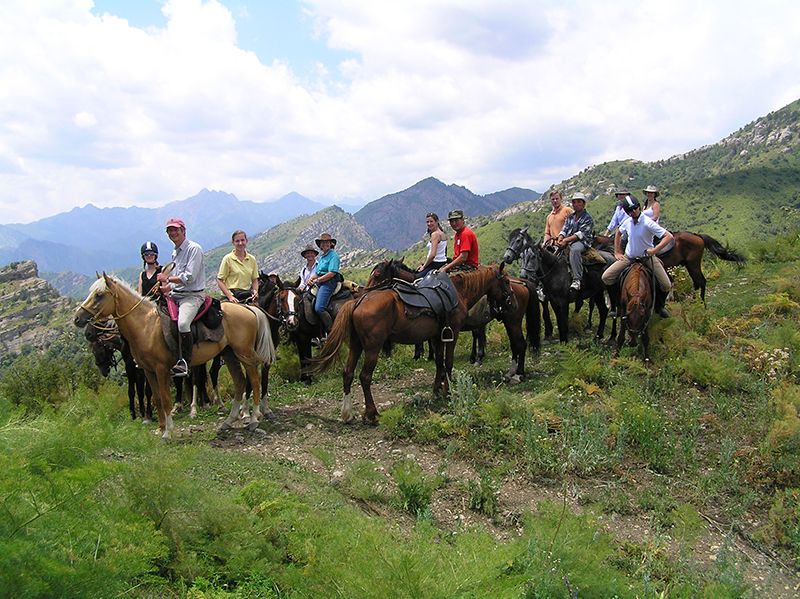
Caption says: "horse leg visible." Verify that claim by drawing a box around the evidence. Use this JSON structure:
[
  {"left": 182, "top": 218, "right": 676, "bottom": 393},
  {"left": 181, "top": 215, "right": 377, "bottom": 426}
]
[
  {"left": 427, "top": 340, "right": 434, "bottom": 360},
  {"left": 341, "top": 335, "right": 363, "bottom": 424},
  {"left": 298, "top": 336, "right": 313, "bottom": 385},
  {"left": 358, "top": 348, "right": 381, "bottom": 425},
  {"left": 594, "top": 292, "right": 609, "bottom": 342},
  {"left": 146, "top": 368, "right": 174, "bottom": 441},
  {"left": 220, "top": 349, "right": 247, "bottom": 430},
  {"left": 414, "top": 343, "right": 424, "bottom": 360},
  {"left": 210, "top": 354, "right": 223, "bottom": 408},
  {"left": 245, "top": 363, "right": 264, "bottom": 429},
  {"left": 642, "top": 328, "right": 651, "bottom": 364},
  {"left": 475, "top": 326, "right": 486, "bottom": 366},
  {"left": 505, "top": 323, "right": 526, "bottom": 384},
  {"left": 143, "top": 375, "right": 153, "bottom": 422},
  {"left": 171, "top": 377, "right": 183, "bottom": 415},
  {"left": 442, "top": 334, "right": 458, "bottom": 397},
  {"left": 542, "top": 299, "right": 554, "bottom": 340},
  {"left": 127, "top": 367, "right": 137, "bottom": 420},
  {"left": 555, "top": 303, "right": 569, "bottom": 344},
  {"left": 614, "top": 311, "right": 626, "bottom": 358},
  {"left": 685, "top": 264, "right": 707, "bottom": 303}
]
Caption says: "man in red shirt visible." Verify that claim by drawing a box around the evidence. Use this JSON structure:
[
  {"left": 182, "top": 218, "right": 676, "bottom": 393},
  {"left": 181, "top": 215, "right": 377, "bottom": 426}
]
[{"left": 439, "top": 209, "right": 479, "bottom": 274}]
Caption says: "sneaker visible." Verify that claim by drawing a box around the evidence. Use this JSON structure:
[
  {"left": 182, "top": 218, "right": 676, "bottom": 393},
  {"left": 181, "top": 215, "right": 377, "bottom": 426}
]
[
  {"left": 170, "top": 359, "right": 189, "bottom": 377},
  {"left": 570, "top": 280, "right": 581, "bottom": 291}
]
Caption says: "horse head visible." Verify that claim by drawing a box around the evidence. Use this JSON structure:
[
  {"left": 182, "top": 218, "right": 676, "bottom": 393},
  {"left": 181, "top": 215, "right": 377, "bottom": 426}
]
[
  {"left": 503, "top": 227, "right": 529, "bottom": 264},
  {"left": 485, "top": 262, "right": 516, "bottom": 314},
  {"left": 621, "top": 263, "right": 652, "bottom": 347},
  {"left": 276, "top": 285, "right": 302, "bottom": 332},
  {"left": 74, "top": 273, "right": 118, "bottom": 328}
]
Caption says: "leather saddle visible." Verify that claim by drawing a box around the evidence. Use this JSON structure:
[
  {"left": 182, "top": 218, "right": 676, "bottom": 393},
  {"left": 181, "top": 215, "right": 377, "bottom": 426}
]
[
  {"left": 157, "top": 295, "right": 224, "bottom": 351},
  {"left": 392, "top": 271, "right": 459, "bottom": 317},
  {"left": 303, "top": 283, "right": 355, "bottom": 325}
]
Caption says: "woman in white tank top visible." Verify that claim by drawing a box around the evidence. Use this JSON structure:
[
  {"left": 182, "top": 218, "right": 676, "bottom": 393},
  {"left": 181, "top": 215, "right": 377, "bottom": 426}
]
[{"left": 417, "top": 212, "right": 448, "bottom": 277}]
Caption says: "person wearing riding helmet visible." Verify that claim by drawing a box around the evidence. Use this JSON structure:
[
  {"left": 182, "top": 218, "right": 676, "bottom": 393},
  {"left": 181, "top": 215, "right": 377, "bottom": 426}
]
[
  {"left": 138, "top": 241, "right": 162, "bottom": 297},
  {"left": 602, "top": 194, "right": 673, "bottom": 318}
]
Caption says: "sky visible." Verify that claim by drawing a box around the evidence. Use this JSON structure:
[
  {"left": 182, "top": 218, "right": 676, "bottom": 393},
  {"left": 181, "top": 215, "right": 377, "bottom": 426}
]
[{"left": 1, "top": 0, "right": 800, "bottom": 225}]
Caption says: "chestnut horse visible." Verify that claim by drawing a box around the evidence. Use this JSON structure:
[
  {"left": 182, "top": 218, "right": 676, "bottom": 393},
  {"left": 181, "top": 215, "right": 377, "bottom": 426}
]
[
  {"left": 366, "top": 259, "right": 537, "bottom": 381},
  {"left": 615, "top": 260, "right": 655, "bottom": 362},
  {"left": 74, "top": 274, "right": 275, "bottom": 440},
  {"left": 594, "top": 231, "right": 745, "bottom": 302},
  {"left": 309, "top": 264, "right": 513, "bottom": 424}
]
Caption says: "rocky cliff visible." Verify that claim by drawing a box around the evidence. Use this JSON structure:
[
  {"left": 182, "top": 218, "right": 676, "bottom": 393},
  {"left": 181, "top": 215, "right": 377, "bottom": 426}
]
[{"left": 0, "top": 261, "right": 75, "bottom": 356}]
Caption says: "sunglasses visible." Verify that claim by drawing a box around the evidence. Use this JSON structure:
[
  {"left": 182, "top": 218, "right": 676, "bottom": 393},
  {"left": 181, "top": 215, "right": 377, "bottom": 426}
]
[{"left": 143, "top": 252, "right": 156, "bottom": 256}]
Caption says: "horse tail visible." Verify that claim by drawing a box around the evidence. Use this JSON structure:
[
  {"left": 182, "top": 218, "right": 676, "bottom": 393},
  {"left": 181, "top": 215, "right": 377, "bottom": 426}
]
[
  {"left": 524, "top": 281, "right": 541, "bottom": 354},
  {"left": 307, "top": 299, "right": 356, "bottom": 376},
  {"left": 248, "top": 305, "right": 277, "bottom": 366},
  {"left": 695, "top": 233, "right": 747, "bottom": 267}
]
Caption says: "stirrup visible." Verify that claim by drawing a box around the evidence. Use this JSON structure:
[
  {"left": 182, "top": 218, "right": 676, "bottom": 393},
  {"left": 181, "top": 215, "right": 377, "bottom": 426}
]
[
  {"left": 170, "top": 358, "right": 189, "bottom": 377},
  {"left": 440, "top": 326, "right": 455, "bottom": 343}
]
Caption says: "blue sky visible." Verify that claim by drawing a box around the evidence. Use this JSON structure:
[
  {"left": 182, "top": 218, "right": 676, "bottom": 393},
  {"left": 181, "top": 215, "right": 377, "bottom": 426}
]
[{"left": 1, "top": 0, "right": 800, "bottom": 224}]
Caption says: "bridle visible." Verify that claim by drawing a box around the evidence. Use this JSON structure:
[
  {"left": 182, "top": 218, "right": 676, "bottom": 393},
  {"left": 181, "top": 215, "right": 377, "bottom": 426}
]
[
  {"left": 621, "top": 258, "right": 657, "bottom": 335},
  {"left": 276, "top": 284, "right": 301, "bottom": 332}
]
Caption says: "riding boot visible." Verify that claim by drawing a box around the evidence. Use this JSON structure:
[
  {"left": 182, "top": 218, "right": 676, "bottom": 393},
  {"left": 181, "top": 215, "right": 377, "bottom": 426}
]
[
  {"left": 170, "top": 332, "right": 193, "bottom": 377},
  {"left": 654, "top": 289, "right": 670, "bottom": 319},
  {"left": 607, "top": 285, "right": 621, "bottom": 317},
  {"left": 318, "top": 310, "right": 333, "bottom": 343}
]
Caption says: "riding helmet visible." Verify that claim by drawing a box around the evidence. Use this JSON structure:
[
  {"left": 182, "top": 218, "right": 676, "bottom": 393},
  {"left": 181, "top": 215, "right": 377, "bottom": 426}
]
[
  {"left": 140, "top": 241, "right": 159, "bottom": 257},
  {"left": 621, "top": 194, "right": 640, "bottom": 213}
]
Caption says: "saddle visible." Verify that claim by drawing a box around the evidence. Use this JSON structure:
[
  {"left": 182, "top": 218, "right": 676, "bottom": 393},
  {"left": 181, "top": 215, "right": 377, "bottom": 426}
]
[
  {"left": 564, "top": 245, "right": 607, "bottom": 266},
  {"left": 392, "top": 271, "right": 459, "bottom": 317},
  {"left": 158, "top": 295, "right": 224, "bottom": 352},
  {"left": 302, "top": 280, "right": 357, "bottom": 325}
]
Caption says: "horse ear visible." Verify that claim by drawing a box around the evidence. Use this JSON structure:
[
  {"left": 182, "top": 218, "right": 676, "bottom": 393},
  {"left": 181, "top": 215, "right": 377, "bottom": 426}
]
[
  {"left": 398, "top": 257, "right": 404, "bottom": 264},
  {"left": 96, "top": 271, "right": 101, "bottom": 279},
  {"left": 521, "top": 226, "right": 528, "bottom": 235},
  {"left": 498, "top": 261, "right": 506, "bottom": 272},
  {"left": 103, "top": 272, "right": 113, "bottom": 286}
]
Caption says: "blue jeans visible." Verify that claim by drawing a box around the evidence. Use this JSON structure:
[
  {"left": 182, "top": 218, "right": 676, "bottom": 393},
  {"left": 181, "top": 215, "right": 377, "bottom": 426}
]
[
  {"left": 315, "top": 279, "right": 337, "bottom": 315},
  {"left": 568, "top": 241, "right": 587, "bottom": 283}
]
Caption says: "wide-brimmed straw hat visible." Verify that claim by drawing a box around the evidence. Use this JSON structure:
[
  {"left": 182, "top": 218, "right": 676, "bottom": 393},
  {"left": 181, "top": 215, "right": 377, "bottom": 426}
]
[
  {"left": 642, "top": 185, "right": 660, "bottom": 197},
  {"left": 315, "top": 233, "right": 337, "bottom": 248},
  {"left": 300, "top": 244, "right": 319, "bottom": 257}
]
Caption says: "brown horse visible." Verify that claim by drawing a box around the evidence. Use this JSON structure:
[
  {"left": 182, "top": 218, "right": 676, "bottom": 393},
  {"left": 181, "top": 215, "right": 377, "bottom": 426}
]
[
  {"left": 309, "top": 264, "right": 513, "bottom": 424},
  {"left": 615, "top": 260, "right": 654, "bottom": 362},
  {"left": 74, "top": 274, "right": 275, "bottom": 440},
  {"left": 366, "top": 259, "right": 538, "bottom": 382},
  {"left": 594, "top": 231, "right": 745, "bottom": 302}
]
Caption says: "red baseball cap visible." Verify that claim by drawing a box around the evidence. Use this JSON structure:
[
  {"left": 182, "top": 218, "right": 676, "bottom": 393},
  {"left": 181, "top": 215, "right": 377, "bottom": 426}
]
[{"left": 165, "top": 218, "right": 185, "bottom": 229}]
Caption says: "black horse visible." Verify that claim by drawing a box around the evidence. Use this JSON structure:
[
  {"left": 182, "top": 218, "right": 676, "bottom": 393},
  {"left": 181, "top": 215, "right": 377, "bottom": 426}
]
[{"left": 504, "top": 227, "right": 611, "bottom": 344}]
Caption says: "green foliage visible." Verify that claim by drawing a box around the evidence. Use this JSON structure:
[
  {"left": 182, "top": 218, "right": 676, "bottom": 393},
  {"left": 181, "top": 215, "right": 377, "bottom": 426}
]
[
  {"left": 467, "top": 471, "right": 499, "bottom": 518},
  {"left": 390, "top": 459, "right": 437, "bottom": 520}
]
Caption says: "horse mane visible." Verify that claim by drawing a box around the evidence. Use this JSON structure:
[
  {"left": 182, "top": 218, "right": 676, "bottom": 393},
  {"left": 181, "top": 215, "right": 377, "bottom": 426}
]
[
  {"left": 94, "top": 274, "right": 156, "bottom": 308},
  {"left": 450, "top": 266, "right": 493, "bottom": 299},
  {"left": 622, "top": 264, "right": 650, "bottom": 312}
]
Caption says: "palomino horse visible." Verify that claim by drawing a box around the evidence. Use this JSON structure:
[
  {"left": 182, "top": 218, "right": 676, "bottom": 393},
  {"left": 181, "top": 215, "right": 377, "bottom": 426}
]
[
  {"left": 74, "top": 274, "right": 275, "bottom": 440},
  {"left": 309, "top": 264, "right": 513, "bottom": 424},
  {"left": 615, "top": 260, "right": 655, "bottom": 362},
  {"left": 505, "top": 227, "right": 611, "bottom": 344},
  {"left": 366, "top": 259, "right": 537, "bottom": 381},
  {"left": 593, "top": 231, "right": 746, "bottom": 302}
]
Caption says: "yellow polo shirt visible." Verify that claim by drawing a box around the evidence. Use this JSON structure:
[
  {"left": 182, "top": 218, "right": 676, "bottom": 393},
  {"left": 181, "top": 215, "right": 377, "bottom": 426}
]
[{"left": 217, "top": 251, "right": 258, "bottom": 290}]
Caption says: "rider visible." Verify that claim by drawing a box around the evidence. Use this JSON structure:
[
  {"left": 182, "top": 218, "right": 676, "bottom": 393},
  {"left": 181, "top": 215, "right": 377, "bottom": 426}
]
[
  {"left": 307, "top": 232, "right": 340, "bottom": 340},
  {"left": 603, "top": 187, "right": 631, "bottom": 237},
  {"left": 555, "top": 192, "right": 594, "bottom": 291},
  {"left": 417, "top": 212, "right": 448, "bottom": 277},
  {"left": 439, "top": 209, "right": 478, "bottom": 274},
  {"left": 543, "top": 190, "right": 573, "bottom": 245},
  {"left": 217, "top": 229, "right": 259, "bottom": 303},
  {"left": 138, "top": 241, "right": 162, "bottom": 297},
  {"left": 296, "top": 244, "right": 318, "bottom": 291},
  {"left": 157, "top": 218, "right": 205, "bottom": 377},
  {"left": 642, "top": 185, "right": 661, "bottom": 222},
  {"left": 601, "top": 194, "right": 673, "bottom": 319}
]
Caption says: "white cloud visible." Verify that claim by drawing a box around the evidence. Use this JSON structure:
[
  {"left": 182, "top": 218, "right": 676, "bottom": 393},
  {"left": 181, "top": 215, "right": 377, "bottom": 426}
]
[{"left": 0, "top": 0, "right": 799, "bottom": 223}]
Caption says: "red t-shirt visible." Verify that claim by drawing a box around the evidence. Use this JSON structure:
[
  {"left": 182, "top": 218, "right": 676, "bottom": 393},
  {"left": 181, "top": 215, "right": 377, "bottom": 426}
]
[{"left": 454, "top": 226, "right": 479, "bottom": 268}]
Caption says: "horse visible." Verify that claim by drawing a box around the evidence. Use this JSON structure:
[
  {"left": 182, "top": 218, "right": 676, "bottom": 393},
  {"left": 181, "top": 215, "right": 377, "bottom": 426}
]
[
  {"left": 593, "top": 231, "right": 746, "bottom": 302},
  {"left": 309, "top": 264, "right": 513, "bottom": 425},
  {"left": 85, "top": 321, "right": 153, "bottom": 422},
  {"left": 366, "top": 259, "right": 537, "bottom": 381},
  {"left": 504, "top": 227, "right": 611, "bottom": 344},
  {"left": 615, "top": 259, "right": 655, "bottom": 362},
  {"left": 276, "top": 280, "right": 356, "bottom": 385},
  {"left": 74, "top": 274, "right": 275, "bottom": 440}
]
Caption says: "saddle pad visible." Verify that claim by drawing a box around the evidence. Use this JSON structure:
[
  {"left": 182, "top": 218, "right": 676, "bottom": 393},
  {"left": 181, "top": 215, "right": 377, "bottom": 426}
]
[
  {"left": 164, "top": 294, "right": 214, "bottom": 322},
  {"left": 158, "top": 305, "right": 224, "bottom": 352},
  {"left": 393, "top": 272, "right": 459, "bottom": 316},
  {"left": 582, "top": 247, "right": 606, "bottom": 265}
]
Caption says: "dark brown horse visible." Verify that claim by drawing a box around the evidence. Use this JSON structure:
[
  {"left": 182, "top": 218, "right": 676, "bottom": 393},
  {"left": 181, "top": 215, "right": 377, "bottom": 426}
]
[
  {"left": 594, "top": 231, "right": 745, "bottom": 302},
  {"left": 309, "top": 264, "right": 513, "bottom": 424},
  {"left": 615, "top": 260, "right": 655, "bottom": 362}
]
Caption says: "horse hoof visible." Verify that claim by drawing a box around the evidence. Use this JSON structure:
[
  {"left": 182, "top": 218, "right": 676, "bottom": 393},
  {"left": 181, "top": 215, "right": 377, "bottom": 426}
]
[
  {"left": 362, "top": 415, "right": 380, "bottom": 426},
  {"left": 342, "top": 414, "right": 357, "bottom": 425},
  {"left": 219, "top": 421, "right": 232, "bottom": 431},
  {"left": 248, "top": 420, "right": 260, "bottom": 431},
  {"left": 262, "top": 407, "right": 276, "bottom": 420}
]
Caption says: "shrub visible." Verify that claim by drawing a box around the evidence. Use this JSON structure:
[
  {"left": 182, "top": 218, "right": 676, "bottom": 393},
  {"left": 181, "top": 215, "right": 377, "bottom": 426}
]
[{"left": 390, "top": 459, "right": 436, "bottom": 520}]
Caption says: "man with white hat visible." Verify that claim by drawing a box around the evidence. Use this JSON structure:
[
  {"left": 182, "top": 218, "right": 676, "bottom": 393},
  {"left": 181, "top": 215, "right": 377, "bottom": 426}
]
[
  {"left": 157, "top": 218, "right": 205, "bottom": 377},
  {"left": 555, "top": 192, "right": 594, "bottom": 292}
]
